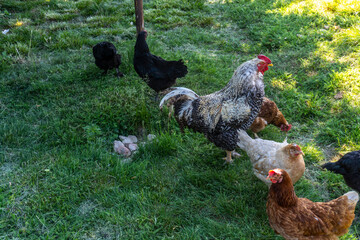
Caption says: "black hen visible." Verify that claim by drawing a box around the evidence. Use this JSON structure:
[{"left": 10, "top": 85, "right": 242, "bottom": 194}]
[
  {"left": 133, "top": 31, "right": 188, "bottom": 93},
  {"left": 93, "top": 41, "right": 123, "bottom": 78},
  {"left": 322, "top": 151, "right": 360, "bottom": 192}
]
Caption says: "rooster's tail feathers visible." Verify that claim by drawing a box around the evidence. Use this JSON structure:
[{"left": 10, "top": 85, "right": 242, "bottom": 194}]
[{"left": 159, "top": 87, "right": 199, "bottom": 109}]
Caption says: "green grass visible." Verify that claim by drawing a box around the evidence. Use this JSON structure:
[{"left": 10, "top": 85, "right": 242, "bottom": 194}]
[{"left": 1, "top": 0, "right": 359, "bottom": 238}]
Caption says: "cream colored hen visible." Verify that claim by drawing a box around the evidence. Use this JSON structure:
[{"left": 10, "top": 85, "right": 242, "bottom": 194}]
[{"left": 237, "top": 129, "right": 305, "bottom": 186}]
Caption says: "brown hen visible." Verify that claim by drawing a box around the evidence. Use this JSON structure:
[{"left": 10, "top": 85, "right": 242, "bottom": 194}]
[
  {"left": 250, "top": 97, "right": 292, "bottom": 138},
  {"left": 266, "top": 168, "right": 359, "bottom": 240}
]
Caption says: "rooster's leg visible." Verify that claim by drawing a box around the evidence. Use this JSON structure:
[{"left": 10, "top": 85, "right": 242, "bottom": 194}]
[
  {"left": 179, "top": 124, "right": 185, "bottom": 134},
  {"left": 254, "top": 133, "right": 259, "bottom": 139},
  {"left": 224, "top": 151, "right": 233, "bottom": 164},
  {"left": 223, "top": 151, "right": 241, "bottom": 164}
]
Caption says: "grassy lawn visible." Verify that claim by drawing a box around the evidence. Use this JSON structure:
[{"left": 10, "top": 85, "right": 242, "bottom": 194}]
[{"left": 1, "top": 0, "right": 359, "bottom": 239}]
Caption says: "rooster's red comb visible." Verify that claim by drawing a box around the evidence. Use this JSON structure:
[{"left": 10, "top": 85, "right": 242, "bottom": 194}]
[{"left": 258, "top": 55, "right": 272, "bottom": 64}]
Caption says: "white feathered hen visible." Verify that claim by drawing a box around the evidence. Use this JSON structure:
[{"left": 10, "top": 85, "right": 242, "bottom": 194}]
[{"left": 237, "top": 129, "right": 305, "bottom": 186}]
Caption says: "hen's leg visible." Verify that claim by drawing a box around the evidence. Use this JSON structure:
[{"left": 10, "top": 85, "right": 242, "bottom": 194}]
[
  {"left": 154, "top": 93, "right": 159, "bottom": 102},
  {"left": 116, "top": 68, "right": 124, "bottom": 78}
]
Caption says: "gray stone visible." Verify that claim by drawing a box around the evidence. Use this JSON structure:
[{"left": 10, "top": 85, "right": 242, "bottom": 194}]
[
  {"left": 114, "top": 141, "right": 131, "bottom": 157},
  {"left": 128, "top": 143, "right": 138, "bottom": 152},
  {"left": 147, "top": 134, "right": 156, "bottom": 141},
  {"left": 119, "top": 135, "right": 128, "bottom": 141},
  {"left": 128, "top": 135, "right": 138, "bottom": 143},
  {"left": 122, "top": 138, "right": 133, "bottom": 147},
  {"left": 114, "top": 140, "right": 124, "bottom": 150}
]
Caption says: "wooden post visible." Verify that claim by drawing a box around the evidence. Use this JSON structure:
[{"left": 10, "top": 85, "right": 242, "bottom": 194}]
[{"left": 134, "top": 0, "right": 144, "bottom": 34}]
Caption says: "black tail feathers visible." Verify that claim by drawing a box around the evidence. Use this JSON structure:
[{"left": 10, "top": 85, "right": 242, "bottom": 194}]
[
  {"left": 173, "top": 60, "right": 188, "bottom": 78},
  {"left": 321, "top": 162, "right": 347, "bottom": 175}
]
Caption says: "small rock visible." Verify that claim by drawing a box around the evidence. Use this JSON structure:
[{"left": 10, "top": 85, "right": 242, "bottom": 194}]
[
  {"left": 147, "top": 134, "right": 156, "bottom": 141},
  {"left": 122, "top": 138, "right": 133, "bottom": 147},
  {"left": 120, "top": 147, "right": 131, "bottom": 157},
  {"left": 119, "top": 135, "right": 128, "bottom": 141},
  {"left": 128, "top": 135, "right": 138, "bottom": 143},
  {"left": 114, "top": 140, "right": 124, "bottom": 150},
  {"left": 114, "top": 141, "right": 131, "bottom": 157},
  {"left": 128, "top": 143, "right": 138, "bottom": 152}
]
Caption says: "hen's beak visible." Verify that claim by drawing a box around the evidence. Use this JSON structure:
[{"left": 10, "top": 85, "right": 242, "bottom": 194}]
[
  {"left": 296, "top": 150, "right": 305, "bottom": 156},
  {"left": 268, "top": 64, "right": 273, "bottom": 66}
]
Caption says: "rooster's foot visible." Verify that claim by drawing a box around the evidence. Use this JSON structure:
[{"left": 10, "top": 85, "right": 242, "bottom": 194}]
[
  {"left": 223, "top": 151, "right": 235, "bottom": 165},
  {"left": 222, "top": 158, "right": 234, "bottom": 165},
  {"left": 232, "top": 151, "right": 241, "bottom": 158}
]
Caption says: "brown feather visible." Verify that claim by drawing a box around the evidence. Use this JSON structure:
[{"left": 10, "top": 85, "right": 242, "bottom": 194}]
[
  {"left": 250, "top": 97, "right": 290, "bottom": 134},
  {"left": 267, "top": 169, "right": 358, "bottom": 239}
]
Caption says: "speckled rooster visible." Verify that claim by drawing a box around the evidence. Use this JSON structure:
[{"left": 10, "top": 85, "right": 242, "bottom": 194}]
[{"left": 160, "top": 55, "right": 273, "bottom": 163}]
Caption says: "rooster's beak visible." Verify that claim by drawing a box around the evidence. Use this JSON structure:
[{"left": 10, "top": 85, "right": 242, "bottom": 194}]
[{"left": 268, "top": 64, "right": 273, "bottom": 66}]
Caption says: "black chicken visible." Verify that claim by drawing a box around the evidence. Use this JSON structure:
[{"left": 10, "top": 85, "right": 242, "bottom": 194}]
[
  {"left": 322, "top": 151, "right": 360, "bottom": 192},
  {"left": 133, "top": 30, "right": 188, "bottom": 93},
  {"left": 92, "top": 41, "right": 123, "bottom": 78}
]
